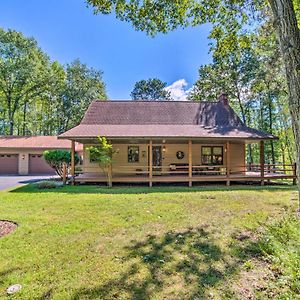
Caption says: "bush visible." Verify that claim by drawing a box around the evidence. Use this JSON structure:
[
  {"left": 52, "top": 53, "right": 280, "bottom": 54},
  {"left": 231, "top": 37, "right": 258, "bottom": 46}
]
[
  {"left": 43, "top": 150, "right": 79, "bottom": 178},
  {"left": 35, "top": 180, "right": 63, "bottom": 189}
]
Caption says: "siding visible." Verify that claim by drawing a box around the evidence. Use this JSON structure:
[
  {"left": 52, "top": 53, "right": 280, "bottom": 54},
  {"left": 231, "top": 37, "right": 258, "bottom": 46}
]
[
  {"left": 83, "top": 142, "right": 246, "bottom": 175},
  {"left": 229, "top": 143, "right": 246, "bottom": 173}
]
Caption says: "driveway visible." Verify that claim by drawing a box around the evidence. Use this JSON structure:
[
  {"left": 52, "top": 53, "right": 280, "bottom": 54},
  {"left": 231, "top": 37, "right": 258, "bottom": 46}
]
[{"left": 0, "top": 175, "right": 56, "bottom": 191}]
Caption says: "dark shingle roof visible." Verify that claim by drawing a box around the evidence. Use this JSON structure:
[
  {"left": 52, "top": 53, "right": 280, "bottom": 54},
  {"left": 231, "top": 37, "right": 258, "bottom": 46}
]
[
  {"left": 59, "top": 100, "right": 276, "bottom": 140},
  {"left": 81, "top": 100, "right": 243, "bottom": 126}
]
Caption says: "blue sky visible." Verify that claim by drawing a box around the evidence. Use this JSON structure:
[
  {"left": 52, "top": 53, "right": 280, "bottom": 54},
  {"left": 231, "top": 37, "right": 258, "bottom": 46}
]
[{"left": 0, "top": 0, "right": 212, "bottom": 99}]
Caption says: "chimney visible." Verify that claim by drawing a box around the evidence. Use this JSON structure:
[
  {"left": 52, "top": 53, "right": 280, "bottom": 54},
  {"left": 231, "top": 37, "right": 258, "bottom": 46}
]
[{"left": 219, "top": 92, "right": 229, "bottom": 106}]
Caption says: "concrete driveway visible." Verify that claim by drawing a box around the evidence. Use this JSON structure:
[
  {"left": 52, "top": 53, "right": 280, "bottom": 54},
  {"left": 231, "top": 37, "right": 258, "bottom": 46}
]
[{"left": 0, "top": 175, "right": 57, "bottom": 191}]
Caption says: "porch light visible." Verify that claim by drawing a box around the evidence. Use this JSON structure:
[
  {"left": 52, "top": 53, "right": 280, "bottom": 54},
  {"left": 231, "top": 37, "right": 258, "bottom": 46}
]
[
  {"left": 162, "top": 139, "right": 166, "bottom": 144},
  {"left": 22, "top": 154, "right": 25, "bottom": 160},
  {"left": 162, "top": 145, "right": 166, "bottom": 152}
]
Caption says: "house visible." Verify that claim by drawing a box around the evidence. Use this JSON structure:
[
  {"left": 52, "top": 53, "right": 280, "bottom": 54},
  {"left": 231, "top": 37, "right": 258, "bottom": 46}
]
[
  {"left": 0, "top": 136, "right": 83, "bottom": 175},
  {"left": 59, "top": 95, "right": 297, "bottom": 186}
]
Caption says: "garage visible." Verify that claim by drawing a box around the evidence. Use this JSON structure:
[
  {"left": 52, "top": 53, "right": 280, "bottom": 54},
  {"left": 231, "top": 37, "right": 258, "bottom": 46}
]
[
  {"left": 0, "top": 154, "right": 19, "bottom": 174},
  {"left": 0, "top": 136, "right": 82, "bottom": 175},
  {"left": 29, "top": 154, "right": 55, "bottom": 175}
]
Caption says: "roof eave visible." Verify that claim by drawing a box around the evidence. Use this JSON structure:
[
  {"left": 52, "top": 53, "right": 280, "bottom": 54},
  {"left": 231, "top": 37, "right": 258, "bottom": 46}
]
[{"left": 58, "top": 135, "right": 277, "bottom": 141}]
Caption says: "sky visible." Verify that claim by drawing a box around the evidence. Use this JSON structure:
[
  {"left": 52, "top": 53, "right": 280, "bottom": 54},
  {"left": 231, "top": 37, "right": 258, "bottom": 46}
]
[{"left": 0, "top": 0, "right": 212, "bottom": 100}]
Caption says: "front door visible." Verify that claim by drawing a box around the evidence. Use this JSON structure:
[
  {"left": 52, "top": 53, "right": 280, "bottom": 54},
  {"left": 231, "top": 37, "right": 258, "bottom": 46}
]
[{"left": 152, "top": 146, "right": 162, "bottom": 175}]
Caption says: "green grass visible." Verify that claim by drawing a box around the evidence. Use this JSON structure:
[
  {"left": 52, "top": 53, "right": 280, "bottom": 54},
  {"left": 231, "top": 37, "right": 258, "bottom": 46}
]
[
  {"left": 259, "top": 214, "right": 300, "bottom": 298},
  {"left": 0, "top": 184, "right": 299, "bottom": 299}
]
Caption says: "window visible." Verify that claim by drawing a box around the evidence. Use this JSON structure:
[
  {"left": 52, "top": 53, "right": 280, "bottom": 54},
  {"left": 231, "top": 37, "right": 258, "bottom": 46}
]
[
  {"left": 128, "top": 146, "right": 139, "bottom": 163},
  {"left": 202, "top": 146, "right": 223, "bottom": 165}
]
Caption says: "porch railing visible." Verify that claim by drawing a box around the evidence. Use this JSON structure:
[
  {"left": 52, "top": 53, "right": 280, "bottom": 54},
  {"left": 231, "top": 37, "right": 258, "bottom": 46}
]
[{"left": 75, "top": 163, "right": 296, "bottom": 180}]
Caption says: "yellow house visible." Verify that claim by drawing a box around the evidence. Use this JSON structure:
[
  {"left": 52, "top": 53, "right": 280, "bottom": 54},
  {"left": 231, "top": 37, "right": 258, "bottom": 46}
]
[{"left": 59, "top": 96, "right": 296, "bottom": 186}]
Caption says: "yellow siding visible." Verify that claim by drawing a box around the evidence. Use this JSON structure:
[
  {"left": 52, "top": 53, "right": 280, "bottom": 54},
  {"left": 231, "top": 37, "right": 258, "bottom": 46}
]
[
  {"left": 163, "top": 144, "right": 189, "bottom": 166},
  {"left": 83, "top": 142, "right": 246, "bottom": 175},
  {"left": 84, "top": 144, "right": 148, "bottom": 175},
  {"left": 229, "top": 143, "right": 246, "bottom": 173}
]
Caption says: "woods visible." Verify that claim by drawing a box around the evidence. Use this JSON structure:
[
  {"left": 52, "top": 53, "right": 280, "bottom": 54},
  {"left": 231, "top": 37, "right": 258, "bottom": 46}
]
[
  {"left": 189, "top": 20, "right": 295, "bottom": 166},
  {"left": 0, "top": 29, "right": 107, "bottom": 136}
]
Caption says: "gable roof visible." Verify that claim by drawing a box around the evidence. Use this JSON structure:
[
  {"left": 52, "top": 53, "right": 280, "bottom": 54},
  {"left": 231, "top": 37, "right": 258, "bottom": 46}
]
[
  {"left": 59, "top": 100, "right": 276, "bottom": 140},
  {"left": 0, "top": 136, "right": 83, "bottom": 151},
  {"left": 80, "top": 100, "right": 243, "bottom": 126}
]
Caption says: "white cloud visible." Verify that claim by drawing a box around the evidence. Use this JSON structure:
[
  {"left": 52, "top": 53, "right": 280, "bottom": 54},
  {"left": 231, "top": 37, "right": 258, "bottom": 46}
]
[{"left": 165, "top": 79, "right": 191, "bottom": 101}]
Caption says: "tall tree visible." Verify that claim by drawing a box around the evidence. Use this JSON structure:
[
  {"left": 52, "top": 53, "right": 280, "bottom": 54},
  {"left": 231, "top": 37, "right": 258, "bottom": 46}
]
[
  {"left": 57, "top": 59, "right": 107, "bottom": 133},
  {"left": 131, "top": 78, "right": 171, "bottom": 100},
  {"left": 0, "top": 29, "right": 52, "bottom": 135},
  {"left": 268, "top": 0, "right": 300, "bottom": 200},
  {"left": 86, "top": 0, "right": 300, "bottom": 202}
]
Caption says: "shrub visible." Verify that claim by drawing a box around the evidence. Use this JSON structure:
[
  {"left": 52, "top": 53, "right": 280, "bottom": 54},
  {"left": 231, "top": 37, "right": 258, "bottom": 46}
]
[
  {"left": 43, "top": 150, "right": 79, "bottom": 179},
  {"left": 35, "top": 180, "right": 63, "bottom": 189}
]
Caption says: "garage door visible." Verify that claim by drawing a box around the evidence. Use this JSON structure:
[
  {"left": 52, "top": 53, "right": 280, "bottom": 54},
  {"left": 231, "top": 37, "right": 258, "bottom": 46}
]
[
  {"left": 29, "top": 154, "right": 55, "bottom": 175},
  {"left": 0, "top": 154, "right": 19, "bottom": 174}
]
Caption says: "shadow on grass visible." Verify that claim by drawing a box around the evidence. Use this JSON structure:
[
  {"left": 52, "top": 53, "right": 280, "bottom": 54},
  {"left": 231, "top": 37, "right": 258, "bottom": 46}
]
[
  {"left": 0, "top": 268, "right": 20, "bottom": 285},
  {"left": 9, "top": 181, "right": 296, "bottom": 195},
  {"left": 71, "top": 226, "right": 262, "bottom": 299}
]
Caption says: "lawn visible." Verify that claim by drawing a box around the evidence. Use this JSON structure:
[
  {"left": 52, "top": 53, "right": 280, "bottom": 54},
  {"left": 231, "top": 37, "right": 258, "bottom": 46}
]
[{"left": 0, "top": 184, "right": 299, "bottom": 299}]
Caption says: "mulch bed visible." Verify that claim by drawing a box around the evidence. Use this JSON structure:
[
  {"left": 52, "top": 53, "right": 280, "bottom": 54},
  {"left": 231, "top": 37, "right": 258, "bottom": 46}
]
[{"left": 0, "top": 220, "right": 17, "bottom": 238}]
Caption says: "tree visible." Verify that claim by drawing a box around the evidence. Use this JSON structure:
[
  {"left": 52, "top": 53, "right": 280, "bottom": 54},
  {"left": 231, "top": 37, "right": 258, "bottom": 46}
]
[
  {"left": 0, "top": 28, "right": 108, "bottom": 136},
  {"left": 55, "top": 59, "right": 107, "bottom": 134},
  {"left": 268, "top": 0, "right": 300, "bottom": 201},
  {"left": 86, "top": 0, "right": 300, "bottom": 203},
  {"left": 87, "top": 136, "right": 118, "bottom": 187},
  {"left": 43, "top": 150, "right": 79, "bottom": 179},
  {"left": 0, "top": 29, "right": 52, "bottom": 135},
  {"left": 131, "top": 78, "right": 172, "bottom": 100}
]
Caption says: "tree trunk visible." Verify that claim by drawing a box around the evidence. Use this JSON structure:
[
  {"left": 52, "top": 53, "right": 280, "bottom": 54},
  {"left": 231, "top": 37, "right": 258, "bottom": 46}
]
[
  {"left": 22, "top": 100, "right": 28, "bottom": 136},
  {"left": 9, "top": 119, "right": 14, "bottom": 135},
  {"left": 280, "top": 142, "right": 286, "bottom": 172},
  {"left": 107, "top": 164, "right": 113, "bottom": 188},
  {"left": 267, "top": 91, "right": 276, "bottom": 164},
  {"left": 235, "top": 86, "right": 253, "bottom": 164},
  {"left": 268, "top": 0, "right": 300, "bottom": 205}
]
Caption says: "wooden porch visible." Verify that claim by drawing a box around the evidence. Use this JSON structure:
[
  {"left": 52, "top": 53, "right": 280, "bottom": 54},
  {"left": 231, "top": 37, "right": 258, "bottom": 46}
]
[
  {"left": 69, "top": 140, "right": 297, "bottom": 186},
  {"left": 73, "top": 164, "right": 297, "bottom": 186}
]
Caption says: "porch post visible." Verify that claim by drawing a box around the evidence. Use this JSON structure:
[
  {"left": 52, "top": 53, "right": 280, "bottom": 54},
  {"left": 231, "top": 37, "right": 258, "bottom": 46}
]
[
  {"left": 226, "top": 141, "right": 230, "bottom": 186},
  {"left": 260, "top": 141, "right": 265, "bottom": 186},
  {"left": 188, "top": 139, "right": 192, "bottom": 187},
  {"left": 149, "top": 140, "right": 153, "bottom": 187},
  {"left": 71, "top": 140, "right": 75, "bottom": 184},
  {"left": 293, "top": 162, "right": 297, "bottom": 185}
]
